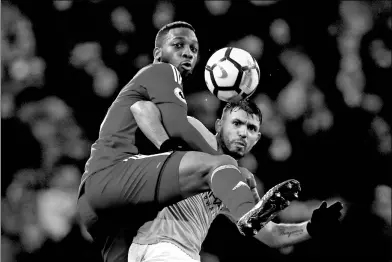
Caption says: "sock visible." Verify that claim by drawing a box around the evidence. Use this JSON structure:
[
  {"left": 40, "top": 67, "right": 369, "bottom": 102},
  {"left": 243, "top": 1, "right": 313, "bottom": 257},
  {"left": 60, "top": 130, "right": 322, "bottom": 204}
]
[{"left": 210, "top": 165, "right": 256, "bottom": 220}]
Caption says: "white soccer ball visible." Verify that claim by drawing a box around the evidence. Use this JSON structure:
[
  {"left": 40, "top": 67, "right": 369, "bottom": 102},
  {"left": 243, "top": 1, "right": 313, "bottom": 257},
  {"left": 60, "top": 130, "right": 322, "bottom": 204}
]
[{"left": 204, "top": 47, "right": 260, "bottom": 102}]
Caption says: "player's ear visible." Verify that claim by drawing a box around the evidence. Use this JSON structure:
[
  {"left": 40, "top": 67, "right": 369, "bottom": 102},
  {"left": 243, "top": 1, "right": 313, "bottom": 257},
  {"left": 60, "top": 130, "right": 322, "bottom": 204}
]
[
  {"left": 215, "top": 118, "right": 222, "bottom": 133},
  {"left": 153, "top": 47, "right": 162, "bottom": 62},
  {"left": 256, "top": 131, "right": 261, "bottom": 143}
]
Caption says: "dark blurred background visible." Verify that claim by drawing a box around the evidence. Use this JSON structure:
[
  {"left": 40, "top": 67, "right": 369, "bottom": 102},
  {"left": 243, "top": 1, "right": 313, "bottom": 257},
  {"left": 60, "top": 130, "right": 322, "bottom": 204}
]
[{"left": 1, "top": 0, "right": 391, "bottom": 261}]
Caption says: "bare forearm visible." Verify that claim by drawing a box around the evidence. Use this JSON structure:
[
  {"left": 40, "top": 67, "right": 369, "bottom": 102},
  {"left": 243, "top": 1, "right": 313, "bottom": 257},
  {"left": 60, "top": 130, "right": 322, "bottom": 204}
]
[
  {"left": 274, "top": 221, "right": 310, "bottom": 247},
  {"left": 131, "top": 101, "right": 168, "bottom": 149},
  {"left": 254, "top": 221, "right": 311, "bottom": 248},
  {"left": 140, "top": 116, "right": 169, "bottom": 149}
]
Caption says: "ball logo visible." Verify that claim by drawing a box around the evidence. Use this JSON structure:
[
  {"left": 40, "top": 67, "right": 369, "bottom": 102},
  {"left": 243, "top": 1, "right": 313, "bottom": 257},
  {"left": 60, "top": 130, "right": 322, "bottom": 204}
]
[
  {"left": 216, "top": 65, "right": 228, "bottom": 78},
  {"left": 174, "top": 87, "right": 187, "bottom": 104}
]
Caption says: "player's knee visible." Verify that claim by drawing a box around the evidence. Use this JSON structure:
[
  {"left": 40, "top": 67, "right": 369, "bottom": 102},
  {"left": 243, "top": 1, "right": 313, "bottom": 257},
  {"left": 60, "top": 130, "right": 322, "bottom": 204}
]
[
  {"left": 214, "top": 154, "right": 238, "bottom": 169},
  {"left": 178, "top": 152, "right": 239, "bottom": 197},
  {"left": 202, "top": 154, "right": 238, "bottom": 184}
]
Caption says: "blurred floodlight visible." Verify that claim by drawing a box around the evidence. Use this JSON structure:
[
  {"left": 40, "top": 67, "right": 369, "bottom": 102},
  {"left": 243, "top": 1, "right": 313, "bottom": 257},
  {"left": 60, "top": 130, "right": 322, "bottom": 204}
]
[
  {"left": 1, "top": 93, "right": 15, "bottom": 119},
  {"left": 371, "top": 116, "right": 390, "bottom": 139},
  {"left": 50, "top": 165, "right": 81, "bottom": 189},
  {"left": 254, "top": 94, "right": 287, "bottom": 139},
  {"left": 361, "top": 93, "right": 383, "bottom": 113},
  {"left": 205, "top": 0, "right": 231, "bottom": 16},
  {"left": 32, "top": 120, "right": 56, "bottom": 142},
  {"left": 338, "top": 33, "right": 360, "bottom": 53},
  {"left": 340, "top": 54, "right": 362, "bottom": 72},
  {"left": 336, "top": 70, "right": 365, "bottom": 96},
  {"left": 277, "top": 80, "right": 308, "bottom": 120},
  {"left": 53, "top": 0, "right": 72, "bottom": 11},
  {"left": 308, "top": 87, "right": 325, "bottom": 110},
  {"left": 85, "top": 59, "right": 104, "bottom": 76},
  {"left": 339, "top": 1, "right": 373, "bottom": 34},
  {"left": 317, "top": 109, "right": 334, "bottom": 131},
  {"left": 270, "top": 19, "right": 290, "bottom": 45},
  {"left": 111, "top": 7, "right": 135, "bottom": 33},
  {"left": 42, "top": 96, "right": 70, "bottom": 121},
  {"left": 343, "top": 86, "right": 363, "bottom": 107},
  {"left": 269, "top": 136, "right": 292, "bottom": 161},
  {"left": 253, "top": 93, "right": 274, "bottom": 121},
  {"left": 302, "top": 115, "right": 319, "bottom": 135},
  {"left": 280, "top": 50, "right": 315, "bottom": 83},
  {"left": 231, "top": 35, "right": 264, "bottom": 60},
  {"left": 373, "top": 185, "right": 392, "bottom": 225},
  {"left": 93, "top": 67, "right": 118, "bottom": 98},
  {"left": 370, "top": 39, "right": 392, "bottom": 68},
  {"left": 250, "top": 0, "right": 279, "bottom": 6},
  {"left": 29, "top": 57, "right": 46, "bottom": 78},
  {"left": 153, "top": 1, "right": 174, "bottom": 29},
  {"left": 370, "top": 116, "right": 391, "bottom": 154},
  {"left": 70, "top": 42, "right": 101, "bottom": 68},
  {"left": 379, "top": 135, "right": 391, "bottom": 154},
  {"left": 10, "top": 58, "right": 30, "bottom": 81},
  {"left": 37, "top": 189, "right": 76, "bottom": 241}
]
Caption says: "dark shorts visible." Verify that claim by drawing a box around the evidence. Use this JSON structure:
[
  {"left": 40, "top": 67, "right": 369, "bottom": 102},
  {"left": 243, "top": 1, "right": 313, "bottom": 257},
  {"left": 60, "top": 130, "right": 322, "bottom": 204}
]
[{"left": 77, "top": 151, "right": 187, "bottom": 241}]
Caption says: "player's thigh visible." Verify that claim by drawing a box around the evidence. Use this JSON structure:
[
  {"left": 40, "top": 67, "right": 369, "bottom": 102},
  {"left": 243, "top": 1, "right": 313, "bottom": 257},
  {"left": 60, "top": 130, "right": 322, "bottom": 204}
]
[
  {"left": 85, "top": 151, "right": 238, "bottom": 211},
  {"left": 77, "top": 194, "right": 98, "bottom": 237},
  {"left": 84, "top": 152, "right": 174, "bottom": 212},
  {"left": 158, "top": 151, "right": 238, "bottom": 200}
]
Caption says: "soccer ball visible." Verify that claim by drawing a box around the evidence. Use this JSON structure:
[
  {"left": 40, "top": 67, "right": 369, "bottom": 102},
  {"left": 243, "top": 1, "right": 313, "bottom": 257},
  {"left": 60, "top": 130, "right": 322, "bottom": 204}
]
[{"left": 204, "top": 47, "right": 260, "bottom": 102}]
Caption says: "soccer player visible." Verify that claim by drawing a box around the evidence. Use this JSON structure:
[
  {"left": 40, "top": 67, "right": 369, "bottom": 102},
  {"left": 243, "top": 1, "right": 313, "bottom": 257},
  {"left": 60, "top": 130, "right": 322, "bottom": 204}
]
[
  {"left": 76, "top": 21, "right": 296, "bottom": 261},
  {"left": 128, "top": 100, "right": 343, "bottom": 261}
]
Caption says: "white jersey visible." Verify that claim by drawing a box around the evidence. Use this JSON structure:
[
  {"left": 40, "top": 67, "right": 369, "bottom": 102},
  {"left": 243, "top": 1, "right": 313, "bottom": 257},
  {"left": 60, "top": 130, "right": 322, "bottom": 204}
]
[{"left": 132, "top": 191, "right": 224, "bottom": 260}]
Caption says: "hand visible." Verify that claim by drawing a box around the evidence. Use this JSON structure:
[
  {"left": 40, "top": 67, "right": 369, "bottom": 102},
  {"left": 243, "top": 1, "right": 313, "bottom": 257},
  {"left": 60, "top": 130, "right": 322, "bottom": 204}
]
[
  {"left": 307, "top": 201, "right": 343, "bottom": 238},
  {"left": 239, "top": 167, "right": 260, "bottom": 203},
  {"left": 159, "top": 138, "right": 188, "bottom": 152}
]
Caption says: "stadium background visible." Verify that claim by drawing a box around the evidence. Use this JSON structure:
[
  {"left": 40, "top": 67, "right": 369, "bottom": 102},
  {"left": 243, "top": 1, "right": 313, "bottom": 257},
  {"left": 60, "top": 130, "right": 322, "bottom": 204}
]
[{"left": 1, "top": 0, "right": 391, "bottom": 261}]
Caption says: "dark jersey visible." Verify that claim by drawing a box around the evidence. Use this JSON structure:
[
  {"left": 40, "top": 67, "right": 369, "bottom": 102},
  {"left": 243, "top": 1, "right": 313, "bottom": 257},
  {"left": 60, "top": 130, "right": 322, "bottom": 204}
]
[{"left": 80, "top": 63, "right": 186, "bottom": 187}]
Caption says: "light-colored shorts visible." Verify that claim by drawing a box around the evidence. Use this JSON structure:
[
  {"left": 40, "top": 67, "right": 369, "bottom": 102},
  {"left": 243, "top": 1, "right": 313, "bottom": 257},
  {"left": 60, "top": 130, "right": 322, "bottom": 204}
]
[{"left": 128, "top": 242, "right": 199, "bottom": 262}]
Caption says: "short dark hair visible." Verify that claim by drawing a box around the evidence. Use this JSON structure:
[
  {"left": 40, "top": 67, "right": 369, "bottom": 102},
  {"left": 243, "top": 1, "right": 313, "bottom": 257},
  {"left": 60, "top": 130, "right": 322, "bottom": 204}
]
[
  {"left": 155, "top": 21, "right": 195, "bottom": 48},
  {"left": 221, "top": 100, "right": 263, "bottom": 125}
]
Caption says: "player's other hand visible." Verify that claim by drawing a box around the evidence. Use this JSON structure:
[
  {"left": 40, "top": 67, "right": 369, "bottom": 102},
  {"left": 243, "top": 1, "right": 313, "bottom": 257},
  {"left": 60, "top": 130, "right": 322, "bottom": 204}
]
[
  {"left": 239, "top": 167, "right": 260, "bottom": 203},
  {"left": 307, "top": 201, "right": 343, "bottom": 238},
  {"left": 159, "top": 138, "right": 188, "bottom": 152}
]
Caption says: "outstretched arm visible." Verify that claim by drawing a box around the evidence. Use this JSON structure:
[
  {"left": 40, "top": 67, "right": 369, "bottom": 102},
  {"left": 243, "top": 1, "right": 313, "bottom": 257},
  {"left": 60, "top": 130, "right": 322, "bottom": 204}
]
[{"left": 255, "top": 201, "right": 343, "bottom": 248}]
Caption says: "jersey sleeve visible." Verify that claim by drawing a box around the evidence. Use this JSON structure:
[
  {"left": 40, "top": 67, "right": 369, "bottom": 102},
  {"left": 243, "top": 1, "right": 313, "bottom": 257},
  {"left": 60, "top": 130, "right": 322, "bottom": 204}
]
[{"left": 142, "top": 63, "right": 187, "bottom": 108}]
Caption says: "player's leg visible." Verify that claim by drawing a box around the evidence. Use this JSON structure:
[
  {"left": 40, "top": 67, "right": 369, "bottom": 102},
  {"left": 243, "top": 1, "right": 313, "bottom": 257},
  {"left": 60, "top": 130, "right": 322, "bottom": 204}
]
[
  {"left": 82, "top": 150, "right": 253, "bottom": 221},
  {"left": 82, "top": 152, "right": 176, "bottom": 212},
  {"left": 157, "top": 151, "right": 258, "bottom": 221},
  {"left": 158, "top": 150, "right": 301, "bottom": 231}
]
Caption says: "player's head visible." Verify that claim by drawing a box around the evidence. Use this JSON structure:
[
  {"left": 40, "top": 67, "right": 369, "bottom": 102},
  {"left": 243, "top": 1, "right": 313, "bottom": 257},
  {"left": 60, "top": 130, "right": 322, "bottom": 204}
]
[
  {"left": 215, "top": 100, "right": 262, "bottom": 159},
  {"left": 153, "top": 21, "right": 199, "bottom": 79}
]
